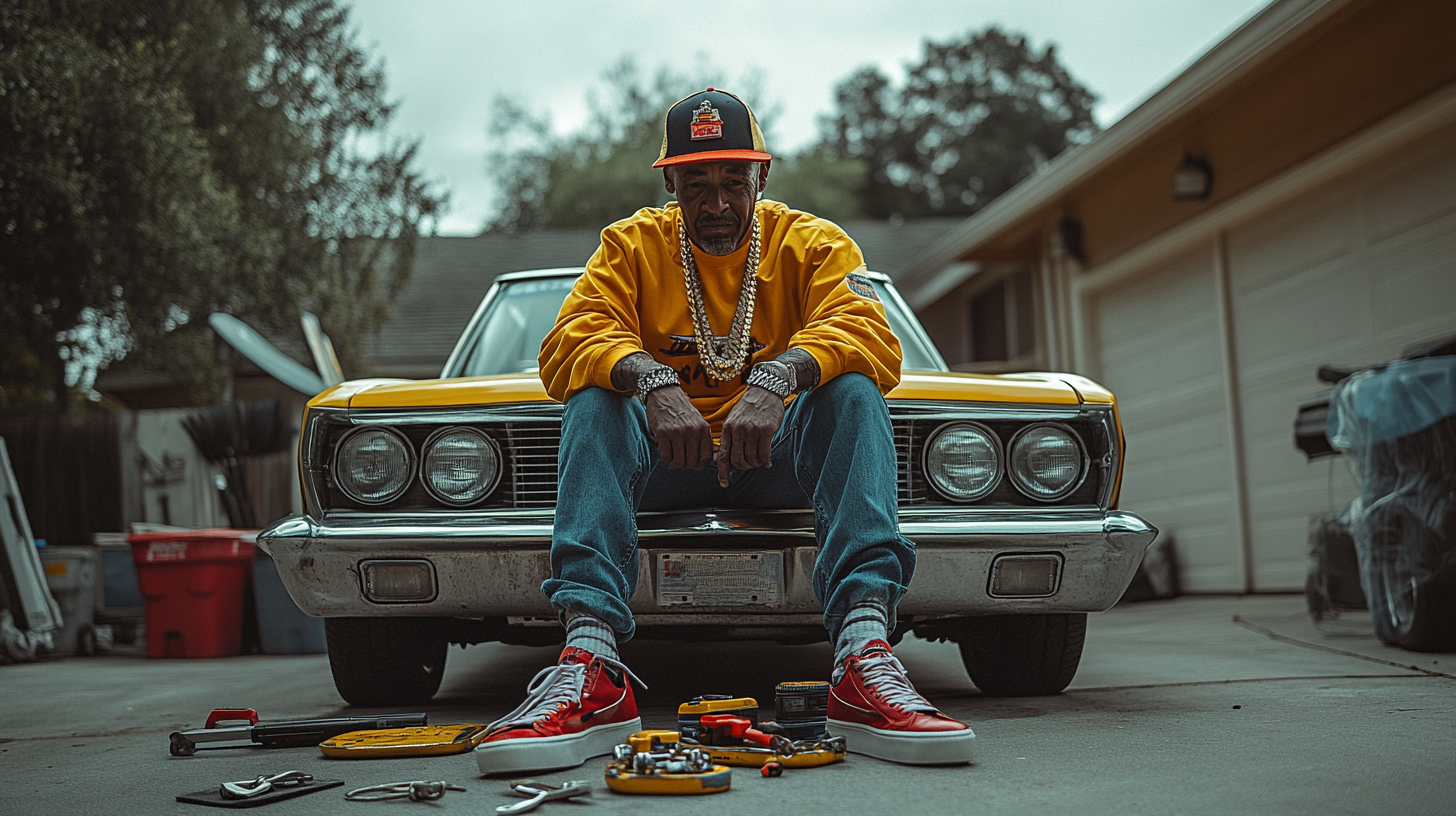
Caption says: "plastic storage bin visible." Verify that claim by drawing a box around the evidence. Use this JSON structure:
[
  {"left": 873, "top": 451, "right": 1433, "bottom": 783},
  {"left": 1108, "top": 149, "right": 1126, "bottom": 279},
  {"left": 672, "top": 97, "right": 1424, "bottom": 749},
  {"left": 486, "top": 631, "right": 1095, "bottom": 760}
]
[
  {"left": 37, "top": 546, "right": 98, "bottom": 655},
  {"left": 93, "top": 533, "right": 146, "bottom": 612},
  {"left": 92, "top": 532, "right": 146, "bottom": 648},
  {"left": 253, "top": 551, "right": 326, "bottom": 654},
  {"left": 128, "top": 530, "right": 257, "bottom": 658}
]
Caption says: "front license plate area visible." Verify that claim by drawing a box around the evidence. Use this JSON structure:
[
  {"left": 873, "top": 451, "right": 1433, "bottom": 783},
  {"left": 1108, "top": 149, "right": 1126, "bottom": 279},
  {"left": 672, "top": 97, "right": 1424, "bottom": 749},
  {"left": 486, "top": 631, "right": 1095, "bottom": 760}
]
[{"left": 656, "top": 551, "right": 784, "bottom": 607}]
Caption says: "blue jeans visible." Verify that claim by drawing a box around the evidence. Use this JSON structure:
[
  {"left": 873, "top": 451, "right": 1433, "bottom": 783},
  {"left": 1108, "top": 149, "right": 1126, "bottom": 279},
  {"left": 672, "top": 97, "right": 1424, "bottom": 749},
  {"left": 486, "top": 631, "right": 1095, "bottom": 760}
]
[{"left": 542, "top": 372, "right": 916, "bottom": 642}]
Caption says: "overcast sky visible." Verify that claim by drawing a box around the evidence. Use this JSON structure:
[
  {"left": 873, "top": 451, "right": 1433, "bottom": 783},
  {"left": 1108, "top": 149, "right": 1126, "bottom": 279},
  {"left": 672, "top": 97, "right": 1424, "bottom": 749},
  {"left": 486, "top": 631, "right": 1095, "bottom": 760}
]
[{"left": 347, "top": 0, "right": 1271, "bottom": 235}]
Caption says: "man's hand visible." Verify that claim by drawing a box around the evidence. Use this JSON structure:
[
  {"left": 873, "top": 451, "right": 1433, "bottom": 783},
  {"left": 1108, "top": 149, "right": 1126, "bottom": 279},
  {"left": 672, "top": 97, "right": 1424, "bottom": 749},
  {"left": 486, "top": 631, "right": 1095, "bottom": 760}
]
[
  {"left": 645, "top": 386, "right": 714, "bottom": 470},
  {"left": 716, "top": 385, "right": 786, "bottom": 487}
]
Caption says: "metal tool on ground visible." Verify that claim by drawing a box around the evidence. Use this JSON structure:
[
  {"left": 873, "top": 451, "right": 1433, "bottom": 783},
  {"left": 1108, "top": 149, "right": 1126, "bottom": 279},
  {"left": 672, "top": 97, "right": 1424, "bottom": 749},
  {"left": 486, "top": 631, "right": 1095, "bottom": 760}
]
[
  {"left": 319, "top": 723, "right": 489, "bottom": 758},
  {"left": 220, "top": 770, "right": 314, "bottom": 800},
  {"left": 176, "top": 775, "right": 343, "bottom": 809},
  {"left": 677, "top": 695, "right": 758, "bottom": 740},
  {"left": 697, "top": 714, "right": 795, "bottom": 755},
  {"left": 494, "top": 780, "right": 592, "bottom": 813},
  {"left": 343, "top": 781, "right": 467, "bottom": 802},
  {"left": 683, "top": 714, "right": 846, "bottom": 769},
  {"left": 604, "top": 731, "right": 732, "bottom": 795},
  {"left": 169, "top": 708, "right": 428, "bottom": 756}
]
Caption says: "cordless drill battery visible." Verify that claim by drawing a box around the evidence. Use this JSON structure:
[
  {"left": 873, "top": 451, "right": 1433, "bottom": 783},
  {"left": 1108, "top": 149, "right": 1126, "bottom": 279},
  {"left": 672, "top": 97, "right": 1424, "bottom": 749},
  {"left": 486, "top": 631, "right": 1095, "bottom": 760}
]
[
  {"left": 676, "top": 695, "right": 759, "bottom": 741},
  {"left": 773, "top": 681, "right": 831, "bottom": 741}
]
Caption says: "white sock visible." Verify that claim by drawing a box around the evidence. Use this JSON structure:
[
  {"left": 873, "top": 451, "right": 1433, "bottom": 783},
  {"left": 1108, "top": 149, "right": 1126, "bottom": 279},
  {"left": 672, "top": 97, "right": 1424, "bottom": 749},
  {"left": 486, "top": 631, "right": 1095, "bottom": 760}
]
[
  {"left": 834, "top": 602, "right": 889, "bottom": 667},
  {"left": 564, "top": 613, "right": 619, "bottom": 661}
]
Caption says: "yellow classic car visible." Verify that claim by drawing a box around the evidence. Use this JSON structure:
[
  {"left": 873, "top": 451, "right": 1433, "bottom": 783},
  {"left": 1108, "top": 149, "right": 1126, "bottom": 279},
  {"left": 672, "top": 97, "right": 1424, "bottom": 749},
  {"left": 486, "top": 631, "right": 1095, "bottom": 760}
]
[{"left": 259, "top": 269, "right": 1156, "bottom": 706}]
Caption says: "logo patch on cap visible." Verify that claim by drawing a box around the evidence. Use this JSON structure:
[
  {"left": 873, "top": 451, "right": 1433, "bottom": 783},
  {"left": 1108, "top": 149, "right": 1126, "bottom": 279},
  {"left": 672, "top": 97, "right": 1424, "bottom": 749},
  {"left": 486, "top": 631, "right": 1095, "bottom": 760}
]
[{"left": 689, "top": 100, "right": 723, "bottom": 141}]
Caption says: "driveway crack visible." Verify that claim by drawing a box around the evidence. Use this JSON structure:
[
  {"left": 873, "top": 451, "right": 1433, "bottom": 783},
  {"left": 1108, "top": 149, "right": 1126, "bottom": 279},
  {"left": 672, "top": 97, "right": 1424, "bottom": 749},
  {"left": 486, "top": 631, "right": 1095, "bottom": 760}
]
[{"left": 1232, "top": 614, "right": 1455, "bottom": 679}]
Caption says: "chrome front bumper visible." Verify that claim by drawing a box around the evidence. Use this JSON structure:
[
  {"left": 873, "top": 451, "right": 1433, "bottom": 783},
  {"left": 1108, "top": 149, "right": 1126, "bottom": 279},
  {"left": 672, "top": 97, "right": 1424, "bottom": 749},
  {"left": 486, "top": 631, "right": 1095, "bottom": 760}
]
[{"left": 259, "top": 508, "right": 1157, "bottom": 621}]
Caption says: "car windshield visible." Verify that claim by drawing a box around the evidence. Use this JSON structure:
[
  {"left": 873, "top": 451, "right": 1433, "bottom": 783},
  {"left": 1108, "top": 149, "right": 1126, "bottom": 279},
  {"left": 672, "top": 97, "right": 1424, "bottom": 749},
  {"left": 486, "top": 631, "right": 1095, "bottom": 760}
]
[{"left": 450, "top": 274, "right": 946, "bottom": 377}]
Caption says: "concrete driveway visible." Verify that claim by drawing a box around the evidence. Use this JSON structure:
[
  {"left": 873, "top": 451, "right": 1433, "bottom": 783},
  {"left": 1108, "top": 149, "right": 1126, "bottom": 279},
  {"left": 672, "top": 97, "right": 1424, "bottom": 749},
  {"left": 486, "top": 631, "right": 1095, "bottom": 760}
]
[{"left": 2, "top": 595, "right": 1452, "bottom": 815}]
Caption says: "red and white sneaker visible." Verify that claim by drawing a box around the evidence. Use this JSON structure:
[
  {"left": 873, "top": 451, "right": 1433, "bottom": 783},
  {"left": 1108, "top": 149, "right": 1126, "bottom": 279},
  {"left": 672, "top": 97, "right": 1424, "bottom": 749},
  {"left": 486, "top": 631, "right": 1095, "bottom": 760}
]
[
  {"left": 827, "top": 640, "right": 974, "bottom": 765},
  {"left": 474, "top": 646, "right": 644, "bottom": 775}
]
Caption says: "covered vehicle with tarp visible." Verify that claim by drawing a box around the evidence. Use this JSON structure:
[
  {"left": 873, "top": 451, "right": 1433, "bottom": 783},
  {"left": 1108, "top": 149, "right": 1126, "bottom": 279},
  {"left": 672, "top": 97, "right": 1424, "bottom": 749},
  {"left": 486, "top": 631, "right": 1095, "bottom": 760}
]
[{"left": 1327, "top": 353, "right": 1456, "bottom": 651}]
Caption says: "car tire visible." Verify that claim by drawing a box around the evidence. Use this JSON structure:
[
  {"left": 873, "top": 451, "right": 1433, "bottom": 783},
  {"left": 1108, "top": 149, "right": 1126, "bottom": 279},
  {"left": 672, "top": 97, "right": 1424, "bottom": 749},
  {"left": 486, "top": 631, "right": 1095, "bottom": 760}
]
[
  {"left": 325, "top": 617, "right": 448, "bottom": 706},
  {"left": 955, "top": 613, "right": 1086, "bottom": 697},
  {"left": 1367, "top": 551, "right": 1456, "bottom": 652}
]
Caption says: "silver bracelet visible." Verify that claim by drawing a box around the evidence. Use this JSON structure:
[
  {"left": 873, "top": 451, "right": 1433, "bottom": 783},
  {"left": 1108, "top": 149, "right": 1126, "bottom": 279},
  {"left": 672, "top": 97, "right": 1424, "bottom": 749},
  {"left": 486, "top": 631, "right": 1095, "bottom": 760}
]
[
  {"left": 635, "top": 365, "right": 681, "bottom": 401},
  {"left": 746, "top": 362, "right": 794, "bottom": 399}
]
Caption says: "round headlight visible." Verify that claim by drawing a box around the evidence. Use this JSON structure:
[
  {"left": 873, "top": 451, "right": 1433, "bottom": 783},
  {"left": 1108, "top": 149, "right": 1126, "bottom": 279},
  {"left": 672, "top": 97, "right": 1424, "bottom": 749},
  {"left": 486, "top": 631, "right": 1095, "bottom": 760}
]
[
  {"left": 422, "top": 427, "right": 501, "bottom": 506},
  {"left": 335, "top": 428, "right": 414, "bottom": 505},
  {"left": 923, "top": 422, "right": 1001, "bottom": 502},
  {"left": 1008, "top": 424, "right": 1085, "bottom": 501}
]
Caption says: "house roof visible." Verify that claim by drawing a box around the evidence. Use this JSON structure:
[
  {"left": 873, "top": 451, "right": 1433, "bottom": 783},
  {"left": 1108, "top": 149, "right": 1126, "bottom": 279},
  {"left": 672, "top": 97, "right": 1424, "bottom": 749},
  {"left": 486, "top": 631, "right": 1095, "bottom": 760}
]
[
  {"left": 362, "top": 216, "right": 964, "bottom": 377},
  {"left": 361, "top": 230, "right": 602, "bottom": 377}
]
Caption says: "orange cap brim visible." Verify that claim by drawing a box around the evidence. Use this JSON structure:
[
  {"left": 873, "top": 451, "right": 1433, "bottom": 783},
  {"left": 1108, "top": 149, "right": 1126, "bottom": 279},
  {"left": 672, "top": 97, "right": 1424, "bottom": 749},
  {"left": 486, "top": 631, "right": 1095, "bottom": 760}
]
[{"left": 652, "top": 149, "right": 773, "bottom": 168}]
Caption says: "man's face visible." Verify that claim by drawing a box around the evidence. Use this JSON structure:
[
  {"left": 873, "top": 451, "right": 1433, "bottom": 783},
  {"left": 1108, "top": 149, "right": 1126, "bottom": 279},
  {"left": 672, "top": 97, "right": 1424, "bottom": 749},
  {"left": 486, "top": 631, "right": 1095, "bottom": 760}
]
[{"left": 664, "top": 161, "right": 770, "bottom": 256}]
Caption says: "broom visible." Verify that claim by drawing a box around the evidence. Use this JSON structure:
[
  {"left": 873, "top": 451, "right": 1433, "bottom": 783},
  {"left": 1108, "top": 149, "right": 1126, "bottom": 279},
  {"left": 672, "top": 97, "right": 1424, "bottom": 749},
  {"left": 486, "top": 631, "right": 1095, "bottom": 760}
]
[{"left": 182, "top": 400, "right": 294, "bottom": 528}]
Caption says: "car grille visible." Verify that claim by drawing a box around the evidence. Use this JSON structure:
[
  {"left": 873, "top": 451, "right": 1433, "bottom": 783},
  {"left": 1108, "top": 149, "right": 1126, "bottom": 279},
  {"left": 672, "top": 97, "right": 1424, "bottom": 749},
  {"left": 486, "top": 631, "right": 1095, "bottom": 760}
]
[
  {"left": 505, "top": 420, "right": 924, "bottom": 508},
  {"left": 893, "top": 419, "right": 928, "bottom": 504},
  {"left": 504, "top": 422, "right": 561, "bottom": 508}
]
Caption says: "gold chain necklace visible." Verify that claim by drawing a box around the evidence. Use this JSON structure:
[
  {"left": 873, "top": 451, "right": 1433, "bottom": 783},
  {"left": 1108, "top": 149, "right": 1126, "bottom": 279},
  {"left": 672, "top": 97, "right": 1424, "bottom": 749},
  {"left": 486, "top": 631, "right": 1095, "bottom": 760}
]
[{"left": 678, "top": 211, "right": 760, "bottom": 381}]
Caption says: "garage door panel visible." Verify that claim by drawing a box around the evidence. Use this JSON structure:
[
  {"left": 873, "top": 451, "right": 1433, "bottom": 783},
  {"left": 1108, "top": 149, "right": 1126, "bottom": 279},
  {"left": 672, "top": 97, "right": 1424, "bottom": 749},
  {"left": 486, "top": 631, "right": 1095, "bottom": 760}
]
[
  {"left": 1234, "top": 261, "right": 1376, "bottom": 362},
  {"left": 1248, "top": 515, "right": 1315, "bottom": 590},
  {"left": 1094, "top": 252, "right": 1218, "bottom": 345},
  {"left": 1370, "top": 216, "right": 1456, "bottom": 334},
  {"left": 1363, "top": 130, "right": 1456, "bottom": 243},
  {"left": 1122, "top": 449, "right": 1234, "bottom": 506},
  {"left": 1227, "top": 195, "right": 1358, "bottom": 295},
  {"left": 1227, "top": 124, "right": 1456, "bottom": 590},
  {"left": 1163, "top": 523, "right": 1243, "bottom": 591},
  {"left": 1092, "top": 248, "right": 1240, "bottom": 592}
]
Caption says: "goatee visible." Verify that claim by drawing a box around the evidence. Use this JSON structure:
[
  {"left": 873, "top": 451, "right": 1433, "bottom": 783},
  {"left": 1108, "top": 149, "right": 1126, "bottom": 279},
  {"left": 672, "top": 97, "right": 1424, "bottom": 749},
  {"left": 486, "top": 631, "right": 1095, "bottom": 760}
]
[
  {"left": 695, "top": 214, "right": 740, "bottom": 256},
  {"left": 697, "top": 235, "right": 740, "bottom": 256}
]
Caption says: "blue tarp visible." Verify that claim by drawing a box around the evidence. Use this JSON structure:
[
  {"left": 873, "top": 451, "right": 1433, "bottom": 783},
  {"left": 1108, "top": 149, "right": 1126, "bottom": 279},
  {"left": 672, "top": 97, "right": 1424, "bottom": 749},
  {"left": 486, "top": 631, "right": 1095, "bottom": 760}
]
[{"left": 1328, "top": 356, "right": 1456, "bottom": 449}]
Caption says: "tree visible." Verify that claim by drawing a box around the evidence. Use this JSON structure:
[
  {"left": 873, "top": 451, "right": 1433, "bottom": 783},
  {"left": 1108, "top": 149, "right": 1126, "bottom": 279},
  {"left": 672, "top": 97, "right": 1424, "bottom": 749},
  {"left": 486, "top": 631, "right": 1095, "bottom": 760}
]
[
  {"left": 821, "top": 27, "right": 1098, "bottom": 219},
  {"left": 486, "top": 59, "right": 780, "bottom": 233},
  {"left": 0, "top": 0, "right": 445, "bottom": 413},
  {"left": 764, "top": 148, "right": 869, "bottom": 224}
]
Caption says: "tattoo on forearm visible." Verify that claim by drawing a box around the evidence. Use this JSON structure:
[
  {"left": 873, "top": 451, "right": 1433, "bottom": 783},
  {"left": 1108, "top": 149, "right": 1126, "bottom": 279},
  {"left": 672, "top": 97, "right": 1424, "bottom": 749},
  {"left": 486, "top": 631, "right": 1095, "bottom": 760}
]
[
  {"left": 610, "top": 351, "right": 662, "bottom": 392},
  {"left": 776, "top": 348, "right": 820, "bottom": 392}
]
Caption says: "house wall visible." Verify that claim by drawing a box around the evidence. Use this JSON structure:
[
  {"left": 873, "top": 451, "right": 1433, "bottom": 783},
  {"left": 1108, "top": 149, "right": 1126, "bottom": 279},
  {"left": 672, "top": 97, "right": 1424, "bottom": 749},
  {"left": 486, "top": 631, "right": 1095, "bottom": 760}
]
[
  {"left": 1071, "top": 101, "right": 1456, "bottom": 592},
  {"left": 916, "top": 263, "right": 1046, "bottom": 371}
]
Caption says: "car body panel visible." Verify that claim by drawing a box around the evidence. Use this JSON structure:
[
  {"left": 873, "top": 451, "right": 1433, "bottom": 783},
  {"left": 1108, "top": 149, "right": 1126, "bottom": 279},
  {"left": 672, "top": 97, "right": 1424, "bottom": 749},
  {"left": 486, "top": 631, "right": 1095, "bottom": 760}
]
[
  {"left": 315, "top": 370, "right": 1088, "bottom": 412},
  {"left": 264, "top": 268, "right": 1155, "bottom": 630}
]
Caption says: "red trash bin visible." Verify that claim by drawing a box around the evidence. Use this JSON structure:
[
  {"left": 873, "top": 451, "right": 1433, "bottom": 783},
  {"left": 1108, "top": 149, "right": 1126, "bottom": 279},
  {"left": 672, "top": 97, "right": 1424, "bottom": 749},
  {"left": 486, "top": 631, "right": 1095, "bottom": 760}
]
[{"left": 129, "top": 530, "right": 257, "bottom": 658}]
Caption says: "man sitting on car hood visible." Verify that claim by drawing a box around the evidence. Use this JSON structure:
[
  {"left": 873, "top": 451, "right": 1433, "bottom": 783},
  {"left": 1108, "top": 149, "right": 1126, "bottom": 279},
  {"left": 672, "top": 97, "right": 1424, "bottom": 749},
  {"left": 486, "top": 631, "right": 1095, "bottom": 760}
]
[{"left": 474, "top": 88, "right": 975, "bottom": 773}]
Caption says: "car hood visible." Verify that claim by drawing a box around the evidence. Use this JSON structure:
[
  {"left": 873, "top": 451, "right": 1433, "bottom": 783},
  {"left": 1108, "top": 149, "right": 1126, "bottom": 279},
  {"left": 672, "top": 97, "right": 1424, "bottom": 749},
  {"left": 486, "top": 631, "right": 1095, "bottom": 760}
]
[{"left": 309, "top": 370, "right": 1111, "bottom": 411}]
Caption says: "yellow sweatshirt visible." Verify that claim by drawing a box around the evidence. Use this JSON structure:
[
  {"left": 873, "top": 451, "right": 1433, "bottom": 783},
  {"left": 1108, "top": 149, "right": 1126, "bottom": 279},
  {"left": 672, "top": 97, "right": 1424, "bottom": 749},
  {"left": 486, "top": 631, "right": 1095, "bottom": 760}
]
[{"left": 538, "top": 200, "right": 902, "bottom": 434}]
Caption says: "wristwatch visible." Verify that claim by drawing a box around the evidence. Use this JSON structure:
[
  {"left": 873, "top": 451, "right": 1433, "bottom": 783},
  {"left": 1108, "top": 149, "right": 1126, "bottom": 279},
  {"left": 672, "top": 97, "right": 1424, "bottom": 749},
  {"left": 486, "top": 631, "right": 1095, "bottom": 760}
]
[
  {"left": 746, "top": 361, "right": 794, "bottom": 399},
  {"left": 635, "top": 365, "right": 681, "bottom": 401}
]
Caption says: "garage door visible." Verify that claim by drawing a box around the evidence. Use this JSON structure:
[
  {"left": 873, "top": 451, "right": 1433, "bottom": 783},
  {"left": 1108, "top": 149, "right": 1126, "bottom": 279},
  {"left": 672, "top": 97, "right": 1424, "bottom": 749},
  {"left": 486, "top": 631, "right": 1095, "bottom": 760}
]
[
  {"left": 1088, "top": 248, "right": 1243, "bottom": 592},
  {"left": 1227, "top": 123, "right": 1456, "bottom": 590}
]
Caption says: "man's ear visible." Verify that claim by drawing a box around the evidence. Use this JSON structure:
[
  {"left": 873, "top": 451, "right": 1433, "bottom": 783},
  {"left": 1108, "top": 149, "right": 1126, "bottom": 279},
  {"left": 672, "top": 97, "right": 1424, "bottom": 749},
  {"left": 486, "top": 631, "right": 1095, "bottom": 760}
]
[
  {"left": 757, "top": 160, "right": 771, "bottom": 196},
  {"left": 663, "top": 168, "right": 676, "bottom": 195}
]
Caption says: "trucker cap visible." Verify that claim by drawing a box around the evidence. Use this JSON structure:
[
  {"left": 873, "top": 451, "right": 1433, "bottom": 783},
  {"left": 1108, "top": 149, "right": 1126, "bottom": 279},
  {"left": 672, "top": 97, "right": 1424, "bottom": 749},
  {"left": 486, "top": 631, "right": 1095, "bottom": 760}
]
[{"left": 653, "top": 88, "right": 772, "bottom": 168}]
